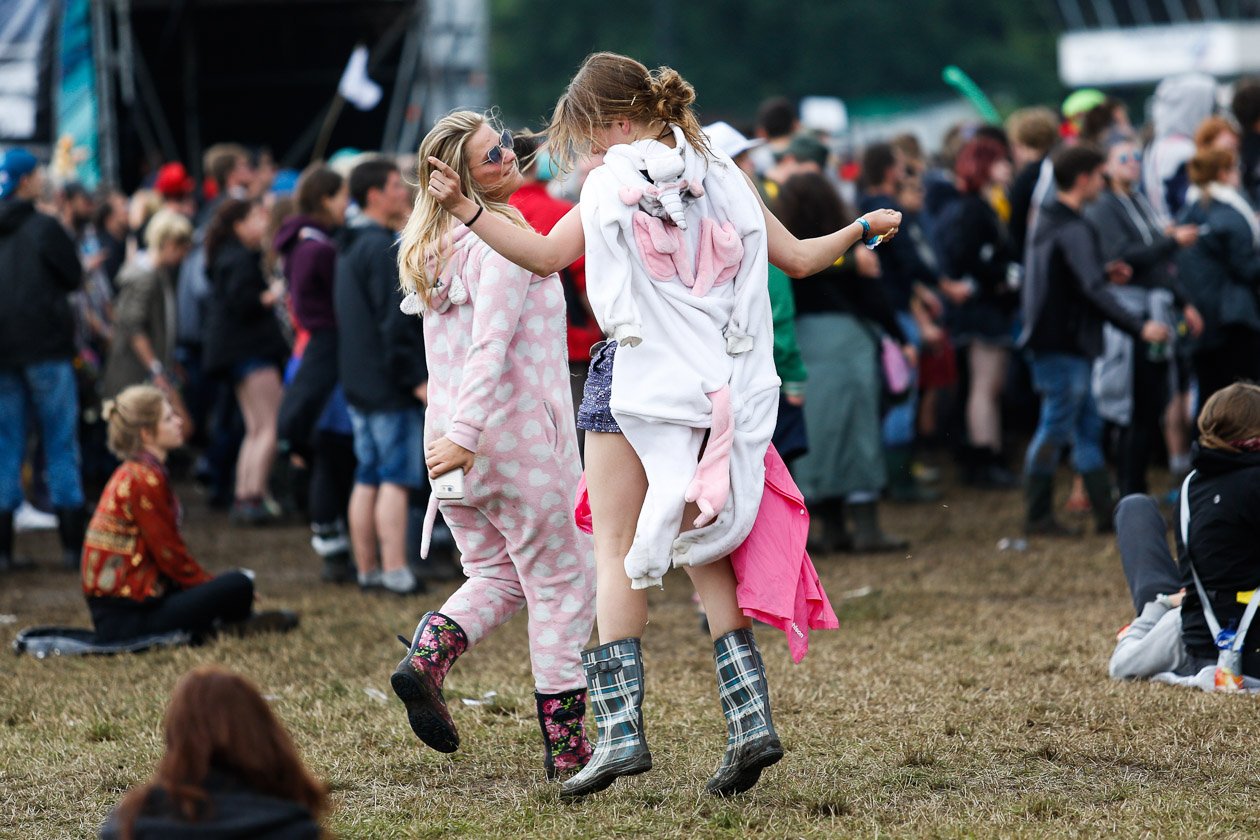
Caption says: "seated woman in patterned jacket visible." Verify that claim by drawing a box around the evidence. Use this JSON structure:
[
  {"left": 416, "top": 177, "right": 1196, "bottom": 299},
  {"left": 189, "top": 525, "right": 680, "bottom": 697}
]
[{"left": 82, "top": 384, "right": 297, "bottom": 643}]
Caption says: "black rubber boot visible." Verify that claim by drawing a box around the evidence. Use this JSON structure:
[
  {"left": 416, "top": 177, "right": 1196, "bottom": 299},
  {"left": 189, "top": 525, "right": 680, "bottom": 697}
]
[
  {"left": 391, "top": 612, "right": 468, "bottom": 753},
  {"left": 885, "top": 447, "right": 942, "bottom": 503},
  {"left": 0, "top": 510, "right": 13, "bottom": 573},
  {"left": 1024, "top": 474, "right": 1080, "bottom": 537},
  {"left": 706, "top": 628, "right": 783, "bottom": 796},
  {"left": 536, "top": 688, "right": 593, "bottom": 780},
  {"left": 806, "top": 498, "right": 851, "bottom": 555},
  {"left": 849, "top": 501, "right": 909, "bottom": 553},
  {"left": 55, "top": 506, "right": 86, "bottom": 572},
  {"left": 1081, "top": 470, "right": 1118, "bottom": 534},
  {"left": 560, "top": 638, "right": 653, "bottom": 798}
]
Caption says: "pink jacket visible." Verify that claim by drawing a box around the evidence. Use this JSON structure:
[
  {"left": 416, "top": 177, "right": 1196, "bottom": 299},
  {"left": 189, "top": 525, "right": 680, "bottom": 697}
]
[{"left": 574, "top": 444, "right": 838, "bottom": 662}]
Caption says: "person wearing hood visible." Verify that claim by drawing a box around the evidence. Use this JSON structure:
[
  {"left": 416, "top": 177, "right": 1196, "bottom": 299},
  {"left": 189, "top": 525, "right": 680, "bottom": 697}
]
[
  {"left": 1174, "top": 146, "right": 1260, "bottom": 414},
  {"left": 1143, "top": 73, "right": 1218, "bottom": 221},
  {"left": 1018, "top": 145, "right": 1169, "bottom": 537},
  {"left": 101, "top": 210, "right": 194, "bottom": 407},
  {"left": 1108, "top": 383, "right": 1260, "bottom": 685},
  {"left": 0, "top": 148, "right": 89, "bottom": 572},
  {"left": 273, "top": 165, "right": 356, "bottom": 584}
]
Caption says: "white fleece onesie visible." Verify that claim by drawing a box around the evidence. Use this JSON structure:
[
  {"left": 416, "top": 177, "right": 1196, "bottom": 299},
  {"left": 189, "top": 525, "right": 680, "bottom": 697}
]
[{"left": 580, "top": 125, "right": 781, "bottom": 589}]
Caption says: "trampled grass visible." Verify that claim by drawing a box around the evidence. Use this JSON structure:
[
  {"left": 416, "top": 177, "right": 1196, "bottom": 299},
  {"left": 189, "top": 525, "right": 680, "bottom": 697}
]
[{"left": 4, "top": 470, "right": 1260, "bottom": 839}]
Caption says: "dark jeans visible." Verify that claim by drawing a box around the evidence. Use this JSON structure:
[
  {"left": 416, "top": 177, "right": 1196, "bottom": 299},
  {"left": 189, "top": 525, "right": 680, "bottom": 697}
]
[
  {"left": 1194, "top": 326, "right": 1260, "bottom": 423},
  {"left": 278, "top": 330, "right": 339, "bottom": 460},
  {"left": 309, "top": 431, "right": 355, "bottom": 526},
  {"left": 88, "top": 572, "right": 253, "bottom": 643},
  {"left": 1116, "top": 352, "right": 1170, "bottom": 497},
  {"left": 1115, "top": 494, "right": 1181, "bottom": 614}
]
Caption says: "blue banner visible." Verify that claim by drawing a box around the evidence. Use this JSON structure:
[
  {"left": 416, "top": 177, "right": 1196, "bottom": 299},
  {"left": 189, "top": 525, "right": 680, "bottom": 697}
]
[{"left": 56, "top": 0, "right": 99, "bottom": 188}]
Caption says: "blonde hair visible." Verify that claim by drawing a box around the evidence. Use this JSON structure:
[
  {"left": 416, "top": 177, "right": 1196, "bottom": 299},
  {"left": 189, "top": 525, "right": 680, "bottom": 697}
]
[
  {"left": 545, "top": 52, "right": 712, "bottom": 174},
  {"left": 102, "top": 385, "right": 166, "bottom": 459},
  {"left": 1198, "top": 382, "right": 1260, "bottom": 452},
  {"left": 1005, "top": 107, "right": 1060, "bottom": 156},
  {"left": 144, "top": 208, "right": 193, "bottom": 252},
  {"left": 397, "top": 110, "right": 530, "bottom": 306}
]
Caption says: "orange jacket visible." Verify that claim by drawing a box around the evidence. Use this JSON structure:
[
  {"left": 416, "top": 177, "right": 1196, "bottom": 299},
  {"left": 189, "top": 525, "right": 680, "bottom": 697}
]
[{"left": 82, "top": 453, "right": 212, "bottom": 601}]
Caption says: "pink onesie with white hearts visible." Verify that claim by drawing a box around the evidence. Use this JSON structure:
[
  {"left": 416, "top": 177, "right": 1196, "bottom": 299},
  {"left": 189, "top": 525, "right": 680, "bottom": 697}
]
[{"left": 405, "top": 223, "right": 595, "bottom": 694}]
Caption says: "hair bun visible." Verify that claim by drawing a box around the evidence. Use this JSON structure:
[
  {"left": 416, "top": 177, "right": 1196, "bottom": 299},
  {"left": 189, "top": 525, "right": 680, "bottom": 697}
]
[
  {"left": 101, "top": 400, "right": 117, "bottom": 423},
  {"left": 650, "top": 67, "right": 695, "bottom": 124}
]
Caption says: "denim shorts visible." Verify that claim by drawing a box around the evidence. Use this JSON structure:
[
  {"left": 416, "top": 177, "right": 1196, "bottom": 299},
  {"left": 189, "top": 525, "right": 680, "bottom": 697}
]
[
  {"left": 348, "top": 405, "right": 424, "bottom": 488},
  {"left": 231, "top": 357, "right": 280, "bottom": 385},
  {"left": 576, "top": 340, "right": 622, "bottom": 434}
]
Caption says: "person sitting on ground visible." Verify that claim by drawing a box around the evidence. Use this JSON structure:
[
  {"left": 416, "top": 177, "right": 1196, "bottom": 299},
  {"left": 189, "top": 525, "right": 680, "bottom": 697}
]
[
  {"left": 83, "top": 384, "right": 297, "bottom": 643},
  {"left": 101, "top": 665, "right": 328, "bottom": 839},
  {"left": 1109, "top": 382, "right": 1260, "bottom": 685}
]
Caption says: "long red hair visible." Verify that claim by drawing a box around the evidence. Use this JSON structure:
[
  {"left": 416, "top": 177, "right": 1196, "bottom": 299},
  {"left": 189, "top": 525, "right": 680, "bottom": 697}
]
[
  {"left": 954, "top": 136, "right": 1009, "bottom": 194},
  {"left": 114, "top": 666, "right": 328, "bottom": 838}
]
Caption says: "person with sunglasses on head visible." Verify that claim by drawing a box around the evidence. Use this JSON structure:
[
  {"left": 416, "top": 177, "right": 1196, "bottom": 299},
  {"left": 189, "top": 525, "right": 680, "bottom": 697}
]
[
  {"left": 391, "top": 113, "right": 598, "bottom": 782},
  {"left": 1084, "top": 134, "right": 1202, "bottom": 499},
  {"left": 421, "top": 52, "right": 896, "bottom": 798}
]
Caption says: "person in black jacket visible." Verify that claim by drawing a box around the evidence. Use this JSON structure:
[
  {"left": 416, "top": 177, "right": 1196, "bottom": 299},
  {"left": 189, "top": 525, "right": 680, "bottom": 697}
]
[
  {"left": 1108, "top": 382, "right": 1260, "bottom": 684},
  {"left": 334, "top": 159, "right": 427, "bottom": 595},
  {"left": 101, "top": 666, "right": 327, "bottom": 839},
  {"left": 1018, "top": 145, "right": 1169, "bottom": 536},
  {"left": 202, "top": 199, "right": 290, "bottom": 525},
  {"left": 0, "top": 148, "right": 89, "bottom": 572}
]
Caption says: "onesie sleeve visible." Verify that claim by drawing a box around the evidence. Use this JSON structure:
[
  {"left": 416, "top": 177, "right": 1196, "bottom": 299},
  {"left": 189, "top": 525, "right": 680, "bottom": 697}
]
[
  {"left": 580, "top": 171, "right": 644, "bottom": 346},
  {"left": 722, "top": 171, "right": 771, "bottom": 355},
  {"left": 445, "top": 250, "right": 533, "bottom": 453}
]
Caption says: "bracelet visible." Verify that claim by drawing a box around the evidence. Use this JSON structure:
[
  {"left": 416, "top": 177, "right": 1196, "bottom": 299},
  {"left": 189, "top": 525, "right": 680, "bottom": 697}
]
[
  {"left": 856, "top": 217, "right": 872, "bottom": 240},
  {"left": 149, "top": 360, "right": 164, "bottom": 376},
  {"left": 464, "top": 206, "right": 484, "bottom": 227}
]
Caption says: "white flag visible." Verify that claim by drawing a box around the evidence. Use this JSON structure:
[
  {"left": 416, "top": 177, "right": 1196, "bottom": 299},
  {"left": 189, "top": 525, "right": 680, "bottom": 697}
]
[{"left": 338, "top": 46, "right": 382, "bottom": 111}]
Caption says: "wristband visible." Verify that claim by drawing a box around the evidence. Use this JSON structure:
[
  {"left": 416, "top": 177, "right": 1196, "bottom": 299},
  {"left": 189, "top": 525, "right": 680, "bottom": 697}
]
[
  {"left": 149, "top": 360, "right": 164, "bottom": 377},
  {"left": 856, "top": 217, "right": 872, "bottom": 240},
  {"left": 464, "top": 206, "right": 484, "bottom": 227}
]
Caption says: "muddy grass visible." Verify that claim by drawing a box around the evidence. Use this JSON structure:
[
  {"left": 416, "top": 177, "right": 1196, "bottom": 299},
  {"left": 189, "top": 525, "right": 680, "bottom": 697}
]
[{"left": 3, "top": 472, "right": 1260, "bottom": 839}]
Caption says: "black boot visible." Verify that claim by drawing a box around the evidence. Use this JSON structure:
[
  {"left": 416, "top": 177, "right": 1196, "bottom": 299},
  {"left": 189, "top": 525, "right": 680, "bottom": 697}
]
[
  {"left": 55, "top": 506, "right": 86, "bottom": 572},
  {"left": 706, "top": 628, "right": 783, "bottom": 796},
  {"left": 311, "top": 521, "right": 355, "bottom": 584},
  {"left": 0, "top": 510, "right": 13, "bottom": 573},
  {"left": 391, "top": 612, "right": 469, "bottom": 753},
  {"left": 560, "top": 638, "right": 652, "bottom": 798},
  {"left": 849, "top": 501, "right": 909, "bottom": 553},
  {"left": 536, "top": 688, "right": 593, "bottom": 780},
  {"left": 885, "top": 447, "right": 942, "bottom": 503},
  {"left": 1024, "top": 474, "right": 1080, "bottom": 537},
  {"left": 1081, "top": 470, "right": 1118, "bottom": 534},
  {"left": 806, "top": 498, "right": 851, "bottom": 555}
]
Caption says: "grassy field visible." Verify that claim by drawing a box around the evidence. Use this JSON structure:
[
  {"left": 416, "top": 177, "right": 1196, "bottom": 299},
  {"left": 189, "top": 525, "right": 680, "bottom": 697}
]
[{"left": 4, "top": 470, "right": 1260, "bottom": 839}]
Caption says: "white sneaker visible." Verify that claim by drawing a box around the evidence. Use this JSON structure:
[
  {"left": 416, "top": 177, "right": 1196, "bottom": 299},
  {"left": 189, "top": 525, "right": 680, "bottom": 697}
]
[
  {"left": 381, "top": 567, "right": 422, "bottom": 595},
  {"left": 14, "top": 501, "right": 57, "bottom": 532}
]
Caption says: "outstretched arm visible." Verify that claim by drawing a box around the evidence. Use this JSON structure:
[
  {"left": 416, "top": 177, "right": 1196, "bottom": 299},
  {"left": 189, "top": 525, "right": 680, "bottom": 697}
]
[
  {"left": 426, "top": 157, "right": 584, "bottom": 276},
  {"left": 746, "top": 171, "right": 901, "bottom": 278}
]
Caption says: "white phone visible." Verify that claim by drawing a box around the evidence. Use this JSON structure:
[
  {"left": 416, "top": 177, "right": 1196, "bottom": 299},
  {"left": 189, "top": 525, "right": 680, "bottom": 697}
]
[{"left": 431, "top": 468, "right": 465, "bottom": 500}]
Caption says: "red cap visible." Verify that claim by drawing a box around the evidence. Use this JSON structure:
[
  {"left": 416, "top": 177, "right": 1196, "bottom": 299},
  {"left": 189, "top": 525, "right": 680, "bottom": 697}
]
[{"left": 154, "top": 162, "right": 195, "bottom": 199}]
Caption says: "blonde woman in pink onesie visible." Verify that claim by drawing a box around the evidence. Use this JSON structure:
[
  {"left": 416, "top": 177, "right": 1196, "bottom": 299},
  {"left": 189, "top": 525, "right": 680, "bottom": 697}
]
[
  {"left": 425, "top": 54, "right": 901, "bottom": 799},
  {"left": 390, "top": 111, "right": 597, "bottom": 781}
]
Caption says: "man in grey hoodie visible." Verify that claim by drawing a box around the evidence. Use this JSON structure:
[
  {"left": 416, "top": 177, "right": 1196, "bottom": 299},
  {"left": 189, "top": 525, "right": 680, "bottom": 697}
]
[{"left": 1142, "top": 73, "right": 1218, "bottom": 221}]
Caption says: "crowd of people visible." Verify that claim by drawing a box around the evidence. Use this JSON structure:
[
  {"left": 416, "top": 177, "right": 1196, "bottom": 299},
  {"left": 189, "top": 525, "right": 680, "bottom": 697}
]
[{"left": 3, "top": 54, "right": 1260, "bottom": 835}]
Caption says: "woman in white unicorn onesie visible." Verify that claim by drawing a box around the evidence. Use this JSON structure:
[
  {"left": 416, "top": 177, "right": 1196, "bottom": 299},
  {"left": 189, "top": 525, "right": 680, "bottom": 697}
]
[{"left": 424, "top": 52, "right": 901, "bottom": 798}]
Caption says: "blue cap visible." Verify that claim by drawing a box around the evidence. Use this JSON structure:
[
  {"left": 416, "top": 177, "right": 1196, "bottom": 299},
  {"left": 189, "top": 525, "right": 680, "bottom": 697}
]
[
  {"left": 0, "top": 148, "right": 38, "bottom": 200},
  {"left": 271, "top": 168, "right": 301, "bottom": 197}
]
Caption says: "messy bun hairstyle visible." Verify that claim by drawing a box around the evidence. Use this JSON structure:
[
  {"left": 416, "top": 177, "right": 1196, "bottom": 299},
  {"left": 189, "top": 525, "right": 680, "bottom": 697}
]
[
  {"left": 545, "top": 52, "right": 712, "bottom": 173},
  {"left": 1187, "top": 146, "right": 1237, "bottom": 188},
  {"left": 1198, "top": 382, "right": 1260, "bottom": 453},
  {"left": 103, "top": 385, "right": 166, "bottom": 458}
]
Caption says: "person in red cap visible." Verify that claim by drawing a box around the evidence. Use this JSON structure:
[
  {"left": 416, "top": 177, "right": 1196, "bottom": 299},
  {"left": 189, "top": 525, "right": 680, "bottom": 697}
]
[{"left": 154, "top": 162, "right": 196, "bottom": 219}]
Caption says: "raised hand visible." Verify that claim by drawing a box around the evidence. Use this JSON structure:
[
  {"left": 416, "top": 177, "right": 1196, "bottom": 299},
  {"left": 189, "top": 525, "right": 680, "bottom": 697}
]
[{"left": 425, "top": 156, "right": 477, "bottom": 220}]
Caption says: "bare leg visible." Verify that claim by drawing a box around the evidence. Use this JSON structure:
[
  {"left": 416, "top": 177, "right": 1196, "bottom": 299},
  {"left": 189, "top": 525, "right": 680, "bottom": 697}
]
[
  {"left": 584, "top": 431, "right": 649, "bottom": 642},
  {"left": 684, "top": 556, "right": 750, "bottom": 640},
  {"left": 349, "top": 483, "right": 378, "bottom": 575},
  {"left": 234, "top": 367, "right": 282, "bottom": 499},
  {"left": 966, "top": 342, "right": 1008, "bottom": 451},
  {"left": 376, "top": 483, "right": 410, "bottom": 573}
]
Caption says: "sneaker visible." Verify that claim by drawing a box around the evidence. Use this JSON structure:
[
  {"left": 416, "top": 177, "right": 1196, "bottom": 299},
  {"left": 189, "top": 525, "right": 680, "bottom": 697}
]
[
  {"left": 358, "top": 569, "right": 383, "bottom": 590},
  {"left": 218, "top": 610, "right": 300, "bottom": 637},
  {"left": 14, "top": 501, "right": 57, "bottom": 532},
  {"left": 381, "top": 567, "right": 425, "bottom": 595},
  {"left": 229, "top": 498, "right": 281, "bottom": 526}
]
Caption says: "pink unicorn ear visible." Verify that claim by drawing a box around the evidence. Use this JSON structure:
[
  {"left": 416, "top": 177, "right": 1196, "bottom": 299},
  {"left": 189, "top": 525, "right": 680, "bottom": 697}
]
[
  {"left": 619, "top": 186, "right": 643, "bottom": 205},
  {"left": 686, "top": 180, "right": 705, "bottom": 198}
]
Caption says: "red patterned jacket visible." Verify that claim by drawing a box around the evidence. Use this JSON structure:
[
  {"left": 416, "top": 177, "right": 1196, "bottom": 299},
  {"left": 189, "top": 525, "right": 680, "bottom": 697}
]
[{"left": 82, "top": 452, "right": 212, "bottom": 601}]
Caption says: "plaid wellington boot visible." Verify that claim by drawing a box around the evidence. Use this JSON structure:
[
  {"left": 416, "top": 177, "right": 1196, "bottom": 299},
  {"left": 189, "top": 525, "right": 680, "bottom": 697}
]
[
  {"left": 559, "top": 638, "right": 653, "bottom": 798},
  {"left": 391, "top": 611, "right": 468, "bottom": 753},
  {"left": 706, "top": 628, "right": 784, "bottom": 796},
  {"left": 535, "top": 688, "right": 594, "bottom": 780}
]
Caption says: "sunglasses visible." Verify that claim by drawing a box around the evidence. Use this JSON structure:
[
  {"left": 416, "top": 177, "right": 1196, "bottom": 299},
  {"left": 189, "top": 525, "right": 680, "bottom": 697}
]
[
  {"left": 1117, "top": 151, "right": 1142, "bottom": 164},
  {"left": 481, "top": 129, "right": 514, "bottom": 166}
]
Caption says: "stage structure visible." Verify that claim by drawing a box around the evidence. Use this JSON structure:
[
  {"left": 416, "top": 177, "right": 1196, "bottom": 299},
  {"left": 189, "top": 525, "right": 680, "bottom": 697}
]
[{"left": 4, "top": 0, "right": 489, "bottom": 190}]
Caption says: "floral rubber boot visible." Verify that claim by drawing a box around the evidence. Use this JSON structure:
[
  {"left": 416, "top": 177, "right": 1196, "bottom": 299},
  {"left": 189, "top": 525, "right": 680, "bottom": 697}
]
[
  {"left": 391, "top": 611, "right": 468, "bottom": 753},
  {"left": 535, "top": 688, "right": 594, "bottom": 780}
]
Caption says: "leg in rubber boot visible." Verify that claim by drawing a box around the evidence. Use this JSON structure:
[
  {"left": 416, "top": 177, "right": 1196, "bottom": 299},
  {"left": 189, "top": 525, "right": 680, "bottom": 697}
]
[
  {"left": 536, "top": 688, "right": 593, "bottom": 780},
  {"left": 706, "top": 628, "right": 783, "bottom": 796},
  {"left": 560, "top": 638, "right": 652, "bottom": 798},
  {"left": 392, "top": 611, "right": 468, "bottom": 753}
]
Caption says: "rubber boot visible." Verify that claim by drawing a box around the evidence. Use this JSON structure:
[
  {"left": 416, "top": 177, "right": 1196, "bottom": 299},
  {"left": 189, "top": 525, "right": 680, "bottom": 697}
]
[
  {"left": 560, "top": 638, "right": 652, "bottom": 798},
  {"left": 391, "top": 611, "right": 469, "bottom": 753},
  {"left": 55, "top": 506, "right": 86, "bottom": 572},
  {"left": 0, "top": 510, "right": 13, "bottom": 573},
  {"left": 706, "top": 628, "right": 784, "bottom": 796},
  {"left": 885, "top": 447, "right": 941, "bottom": 503},
  {"left": 1081, "top": 469, "right": 1118, "bottom": 534},
  {"left": 1024, "top": 474, "right": 1081, "bottom": 537},
  {"left": 806, "top": 498, "right": 852, "bottom": 555},
  {"left": 536, "top": 688, "right": 593, "bottom": 780},
  {"left": 849, "top": 501, "right": 909, "bottom": 553}
]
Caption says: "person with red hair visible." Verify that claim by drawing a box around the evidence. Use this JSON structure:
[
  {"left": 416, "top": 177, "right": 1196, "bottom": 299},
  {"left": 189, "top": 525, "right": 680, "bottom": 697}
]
[
  {"left": 101, "top": 666, "right": 328, "bottom": 839},
  {"left": 931, "top": 135, "right": 1019, "bottom": 488}
]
